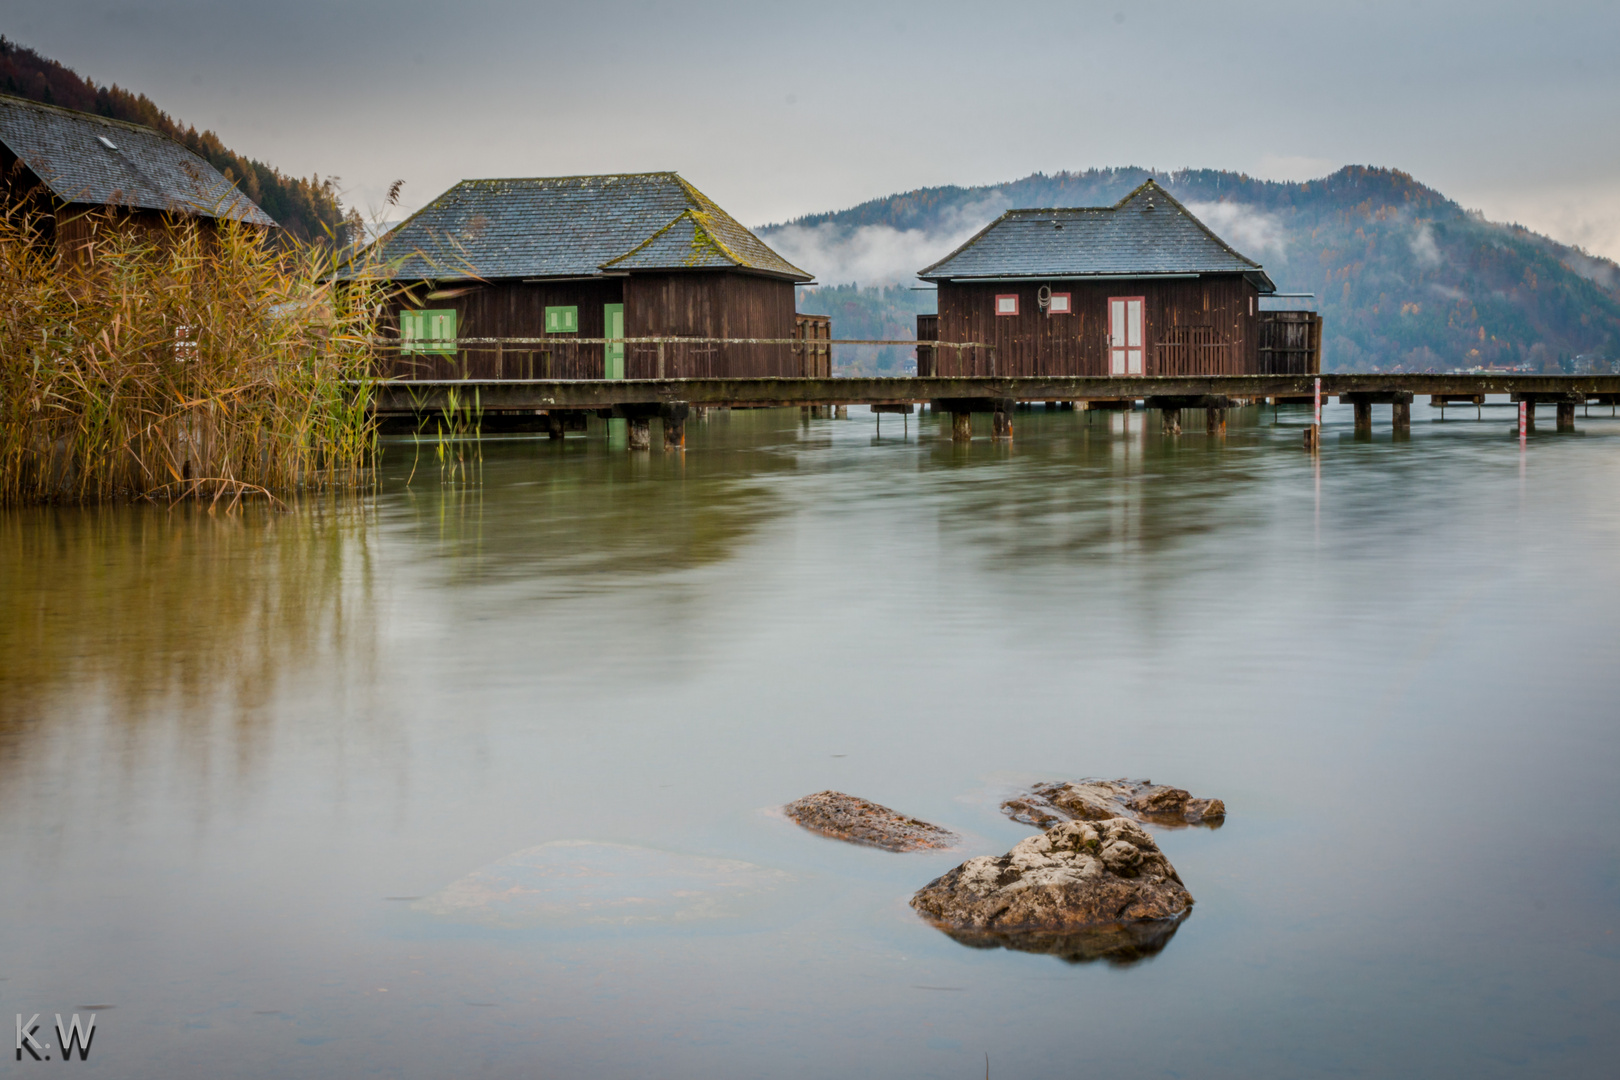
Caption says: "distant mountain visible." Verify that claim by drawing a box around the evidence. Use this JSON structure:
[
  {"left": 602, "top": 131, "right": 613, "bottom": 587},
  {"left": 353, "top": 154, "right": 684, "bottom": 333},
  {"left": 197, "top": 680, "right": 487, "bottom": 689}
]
[
  {"left": 766, "top": 166, "right": 1620, "bottom": 374},
  {"left": 0, "top": 37, "right": 348, "bottom": 243}
]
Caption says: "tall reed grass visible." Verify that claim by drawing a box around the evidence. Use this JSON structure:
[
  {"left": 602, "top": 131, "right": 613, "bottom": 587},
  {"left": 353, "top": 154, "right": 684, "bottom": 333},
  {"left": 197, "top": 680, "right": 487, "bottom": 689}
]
[{"left": 0, "top": 208, "right": 387, "bottom": 505}]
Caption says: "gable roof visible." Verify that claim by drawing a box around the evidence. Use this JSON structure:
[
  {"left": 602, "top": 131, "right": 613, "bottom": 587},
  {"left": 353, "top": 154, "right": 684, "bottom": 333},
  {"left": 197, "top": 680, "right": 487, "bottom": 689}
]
[
  {"left": 918, "top": 180, "right": 1274, "bottom": 291},
  {"left": 358, "top": 172, "right": 809, "bottom": 282},
  {"left": 0, "top": 93, "right": 276, "bottom": 226}
]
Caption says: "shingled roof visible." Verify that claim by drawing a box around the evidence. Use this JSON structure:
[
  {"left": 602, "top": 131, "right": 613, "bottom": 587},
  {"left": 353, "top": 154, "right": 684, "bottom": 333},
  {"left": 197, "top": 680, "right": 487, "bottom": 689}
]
[
  {"left": 919, "top": 180, "right": 1274, "bottom": 292},
  {"left": 0, "top": 94, "right": 275, "bottom": 226},
  {"left": 359, "top": 172, "right": 810, "bottom": 282}
]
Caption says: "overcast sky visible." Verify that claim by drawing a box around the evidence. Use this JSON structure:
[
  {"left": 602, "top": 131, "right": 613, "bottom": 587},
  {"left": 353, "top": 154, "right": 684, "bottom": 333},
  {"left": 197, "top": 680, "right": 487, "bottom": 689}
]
[{"left": 10, "top": 0, "right": 1620, "bottom": 258}]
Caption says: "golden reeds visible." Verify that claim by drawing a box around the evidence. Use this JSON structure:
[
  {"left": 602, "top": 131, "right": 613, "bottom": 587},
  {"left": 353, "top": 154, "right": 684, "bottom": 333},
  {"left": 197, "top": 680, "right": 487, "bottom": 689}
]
[{"left": 0, "top": 208, "right": 386, "bottom": 505}]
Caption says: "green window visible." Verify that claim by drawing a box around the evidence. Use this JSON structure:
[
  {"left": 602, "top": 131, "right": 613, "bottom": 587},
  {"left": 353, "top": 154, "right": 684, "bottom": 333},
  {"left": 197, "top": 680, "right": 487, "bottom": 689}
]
[
  {"left": 545, "top": 305, "right": 579, "bottom": 334},
  {"left": 401, "top": 308, "right": 457, "bottom": 356}
]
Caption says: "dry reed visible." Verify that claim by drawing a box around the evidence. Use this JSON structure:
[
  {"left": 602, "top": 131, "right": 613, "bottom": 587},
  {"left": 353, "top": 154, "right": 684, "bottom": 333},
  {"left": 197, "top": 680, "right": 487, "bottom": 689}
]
[{"left": 0, "top": 207, "right": 386, "bottom": 505}]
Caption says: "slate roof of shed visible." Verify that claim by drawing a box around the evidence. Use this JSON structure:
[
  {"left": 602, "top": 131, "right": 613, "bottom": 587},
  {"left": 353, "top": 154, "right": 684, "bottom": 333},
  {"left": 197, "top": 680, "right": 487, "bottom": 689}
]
[
  {"left": 358, "top": 173, "right": 809, "bottom": 282},
  {"left": 919, "top": 180, "right": 1274, "bottom": 291},
  {"left": 0, "top": 94, "right": 275, "bottom": 226}
]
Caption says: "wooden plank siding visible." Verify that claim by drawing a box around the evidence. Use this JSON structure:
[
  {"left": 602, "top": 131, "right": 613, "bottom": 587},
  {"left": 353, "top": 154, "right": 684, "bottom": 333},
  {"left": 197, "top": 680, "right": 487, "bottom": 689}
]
[
  {"left": 380, "top": 272, "right": 799, "bottom": 380},
  {"left": 934, "top": 274, "right": 1263, "bottom": 377},
  {"left": 623, "top": 272, "right": 796, "bottom": 378}
]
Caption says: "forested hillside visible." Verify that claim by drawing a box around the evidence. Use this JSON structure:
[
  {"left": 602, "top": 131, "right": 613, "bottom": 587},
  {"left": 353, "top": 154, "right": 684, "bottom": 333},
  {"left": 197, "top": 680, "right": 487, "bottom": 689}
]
[
  {"left": 0, "top": 37, "right": 347, "bottom": 243},
  {"left": 771, "top": 167, "right": 1620, "bottom": 374}
]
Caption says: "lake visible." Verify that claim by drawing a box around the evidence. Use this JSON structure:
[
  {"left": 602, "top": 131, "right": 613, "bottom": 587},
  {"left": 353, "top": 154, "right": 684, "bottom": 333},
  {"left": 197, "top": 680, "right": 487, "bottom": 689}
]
[{"left": 3, "top": 401, "right": 1618, "bottom": 1078}]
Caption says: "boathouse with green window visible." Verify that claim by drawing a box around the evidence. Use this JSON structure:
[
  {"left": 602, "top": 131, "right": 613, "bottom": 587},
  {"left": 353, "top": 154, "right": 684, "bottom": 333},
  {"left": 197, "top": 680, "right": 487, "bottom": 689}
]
[{"left": 354, "top": 172, "right": 814, "bottom": 380}]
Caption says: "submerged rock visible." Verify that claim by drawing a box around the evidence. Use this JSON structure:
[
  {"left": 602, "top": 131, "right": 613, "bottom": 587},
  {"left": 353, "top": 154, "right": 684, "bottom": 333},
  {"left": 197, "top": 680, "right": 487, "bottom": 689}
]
[
  {"left": 412, "top": 841, "right": 791, "bottom": 929},
  {"left": 784, "top": 791, "right": 959, "bottom": 852},
  {"left": 910, "top": 818, "right": 1192, "bottom": 963},
  {"left": 1002, "top": 778, "right": 1225, "bottom": 829}
]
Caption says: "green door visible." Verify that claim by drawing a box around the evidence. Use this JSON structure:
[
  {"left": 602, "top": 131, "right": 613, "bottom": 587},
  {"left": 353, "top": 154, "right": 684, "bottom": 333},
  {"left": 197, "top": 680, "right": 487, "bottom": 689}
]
[{"left": 604, "top": 303, "right": 625, "bottom": 379}]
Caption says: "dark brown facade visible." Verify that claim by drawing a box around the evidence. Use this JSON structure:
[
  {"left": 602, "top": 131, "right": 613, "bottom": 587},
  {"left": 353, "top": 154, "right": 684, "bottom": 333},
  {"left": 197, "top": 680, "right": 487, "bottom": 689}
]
[
  {"left": 383, "top": 271, "right": 801, "bottom": 380},
  {"left": 922, "top": 274, "right": 1267, "bottom": 377}
]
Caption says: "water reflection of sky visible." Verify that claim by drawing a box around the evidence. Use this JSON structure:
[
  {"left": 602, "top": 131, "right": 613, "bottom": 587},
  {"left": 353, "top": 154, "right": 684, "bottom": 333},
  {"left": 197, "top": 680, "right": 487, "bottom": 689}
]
[{"left": 2, "top": 402, "right": 1618, "bottom": 1078}]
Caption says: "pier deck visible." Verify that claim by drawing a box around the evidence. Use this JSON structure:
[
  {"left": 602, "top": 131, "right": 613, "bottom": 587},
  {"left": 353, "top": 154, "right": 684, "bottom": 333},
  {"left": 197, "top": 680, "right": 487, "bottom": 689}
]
[{"left": 372, "top": 374, "right": 1620, "bottom": 415}]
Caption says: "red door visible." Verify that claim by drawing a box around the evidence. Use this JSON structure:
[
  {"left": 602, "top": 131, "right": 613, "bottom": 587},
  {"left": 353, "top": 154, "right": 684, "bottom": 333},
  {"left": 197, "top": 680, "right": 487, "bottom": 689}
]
[{"left": 1109, "top": 296, "right": 1144, "bottom": 375}]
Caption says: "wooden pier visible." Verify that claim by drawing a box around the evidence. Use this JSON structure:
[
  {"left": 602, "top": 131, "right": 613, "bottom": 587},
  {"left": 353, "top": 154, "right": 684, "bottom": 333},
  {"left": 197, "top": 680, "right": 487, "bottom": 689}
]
[{"left": 373, "top": 372, "right": 1620, "bottom": 446}]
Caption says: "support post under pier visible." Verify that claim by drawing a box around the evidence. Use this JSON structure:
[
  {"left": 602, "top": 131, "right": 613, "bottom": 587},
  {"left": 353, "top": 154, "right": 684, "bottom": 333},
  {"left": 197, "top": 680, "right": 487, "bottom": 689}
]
[{"left": 952, "top": 411, "right": 973, "bottom": 442}]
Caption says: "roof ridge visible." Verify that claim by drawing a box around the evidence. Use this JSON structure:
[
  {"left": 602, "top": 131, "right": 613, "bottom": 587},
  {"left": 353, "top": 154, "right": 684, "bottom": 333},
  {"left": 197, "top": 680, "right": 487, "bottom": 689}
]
[
  {"left": 452, "top": 171, "right": 681, "bottom": 185},
  {"left": 598, "top": 209, "right": 742, "bottom": 270},
  {"left": 0, "top": 92, "right": 182, "bottom": 140},
  {"left": 1121, "top": 179, "right": 1262, "bottom": 269}
]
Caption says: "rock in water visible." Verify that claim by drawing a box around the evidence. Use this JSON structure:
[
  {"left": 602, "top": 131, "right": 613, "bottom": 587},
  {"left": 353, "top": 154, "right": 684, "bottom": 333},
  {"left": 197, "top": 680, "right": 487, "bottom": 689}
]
[
  {"left": 784, "top": 791, "right": 958, "bottom": 852},
  {"left": 1002, "top": 778, "right": 1225, "bottom": 829},
  {"left": 910, "top": 818, "right": 1192, "bottom": 963}
]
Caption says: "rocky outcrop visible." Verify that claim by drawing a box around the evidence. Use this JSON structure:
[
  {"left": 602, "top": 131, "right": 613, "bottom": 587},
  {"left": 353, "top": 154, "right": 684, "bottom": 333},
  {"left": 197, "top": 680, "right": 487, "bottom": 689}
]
[
  {"left": 784, "top": 791, "right": 958, "bottom": 852},
  {"left": 910, "top": 818, "right": 1191, "bottom": 963},
  {"left": 1002, "top": 778, "right": 1225, "bottom": 829}
]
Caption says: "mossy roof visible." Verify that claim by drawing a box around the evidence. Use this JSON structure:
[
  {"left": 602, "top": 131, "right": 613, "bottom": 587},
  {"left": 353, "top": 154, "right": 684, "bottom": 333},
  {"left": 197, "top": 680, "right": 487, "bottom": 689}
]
[{"left": 359, "top": 172, "right": 808, "bottom": 282}]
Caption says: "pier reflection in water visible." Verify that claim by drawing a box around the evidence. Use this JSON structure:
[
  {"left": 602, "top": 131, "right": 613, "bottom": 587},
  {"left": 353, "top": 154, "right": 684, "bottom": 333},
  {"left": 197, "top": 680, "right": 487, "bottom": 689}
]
[{"left": 2, "top": 401, "right": 1619, "bottom": 1079}]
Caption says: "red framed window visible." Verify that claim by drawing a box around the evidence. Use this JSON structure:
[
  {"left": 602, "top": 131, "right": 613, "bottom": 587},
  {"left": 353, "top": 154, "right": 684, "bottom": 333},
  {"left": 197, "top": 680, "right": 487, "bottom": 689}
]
[
  {"left": 1048, "top": 292, "right": 1071, "bottom": 315},
  {"left": 995, "top": 294, "right": 1019, "bottom": 316}
]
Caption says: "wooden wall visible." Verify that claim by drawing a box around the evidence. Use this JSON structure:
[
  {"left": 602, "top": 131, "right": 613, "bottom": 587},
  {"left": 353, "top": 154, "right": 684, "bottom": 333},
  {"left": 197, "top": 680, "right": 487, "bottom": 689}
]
[
  {"left": 934, "top": 274, "right": 1262, "bottom": 377},
  {"left": 381, "top": 279, "right": 624, "bottom": 380},
  {"left": 624, "top": 271, "right": 796, "bottom": 378},
  {"left": 381, "top": 271, "right": 798, "bottom": 380}
]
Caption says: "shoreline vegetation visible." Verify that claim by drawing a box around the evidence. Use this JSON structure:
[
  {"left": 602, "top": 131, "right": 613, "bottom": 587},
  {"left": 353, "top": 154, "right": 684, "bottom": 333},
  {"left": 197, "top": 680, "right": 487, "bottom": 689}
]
[{"left": 0, "top": 210, "right": 387, "bottom": 507}]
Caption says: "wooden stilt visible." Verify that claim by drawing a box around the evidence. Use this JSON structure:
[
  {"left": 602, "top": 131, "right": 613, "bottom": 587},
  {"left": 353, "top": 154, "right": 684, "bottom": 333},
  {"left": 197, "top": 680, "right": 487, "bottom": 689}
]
[
  {"left": 628, "top": 417, "right": 651, "bottom": 451},
  {"left": 992, "top": 407, "right": 1013, "bottom": 441},
  {"left": 952, "top": 411, "right": 973, "bottom": 441},
  {"left": 1392, "top": 398, "right": 1411, "bottom": 433},
  {"left": 1160, "top": 407, "right": 1181, "bottom": 436},
  {"left": 1206, "top": 407, "right": 1226, "bottom": 436},
  {"left": 1557, "top": 401, "right": 1576, "bottom": 431},
  {"left": 1354, "top": 401, "right": 1372, "bottom": 433},
  {"left": 547, "top": 413, "right": 564, "bottom": 440},
  {"left": 1303, "top": 425, "right": 1320, "bottom": 452}
]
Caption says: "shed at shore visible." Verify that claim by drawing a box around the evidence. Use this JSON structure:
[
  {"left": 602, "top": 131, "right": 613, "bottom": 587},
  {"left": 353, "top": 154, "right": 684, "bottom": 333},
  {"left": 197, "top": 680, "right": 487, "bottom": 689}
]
[
  {"left": 916, "top": 180, "right": 1318, "bottom": 377},
  {"left": 0, "top": 92, "right": 276, "bottom": 258},
  {"left": 354, "top": 172, "right": 819, "bottom": 380}
]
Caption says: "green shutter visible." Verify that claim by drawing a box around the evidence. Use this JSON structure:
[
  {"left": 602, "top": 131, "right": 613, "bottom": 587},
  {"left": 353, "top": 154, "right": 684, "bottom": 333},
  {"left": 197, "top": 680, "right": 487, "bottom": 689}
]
[
  {"left": 401, "top": 308, "right": 456, "bottom": 356},
  {"left": 545, "top": 305, "right": 579, "bottom": 334}
]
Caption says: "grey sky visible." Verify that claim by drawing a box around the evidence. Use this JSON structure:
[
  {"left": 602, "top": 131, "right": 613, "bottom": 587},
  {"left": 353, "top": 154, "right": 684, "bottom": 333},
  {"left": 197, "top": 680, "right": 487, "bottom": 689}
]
[{"left": 10, "top": 0, "right": 1620, "bottom": 258}]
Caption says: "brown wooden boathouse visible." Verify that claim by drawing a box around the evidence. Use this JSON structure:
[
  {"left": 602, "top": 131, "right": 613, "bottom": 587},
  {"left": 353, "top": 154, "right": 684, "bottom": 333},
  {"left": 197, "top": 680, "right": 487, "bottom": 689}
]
[
  {"left": 353, "top": 172, "right": 824, "bottom": 381},
  {"left": 0, "top": 92, "right": 276, "bottom": 259},
  {"left": 915, "top": 180, "right": 1319, "bottom": 379}
]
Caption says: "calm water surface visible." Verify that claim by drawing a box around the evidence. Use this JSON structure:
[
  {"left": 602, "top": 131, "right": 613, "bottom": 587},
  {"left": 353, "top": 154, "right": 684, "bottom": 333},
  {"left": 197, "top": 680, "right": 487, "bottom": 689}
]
[{"left": 3, "top": 403, "right": 1618, "bottom": 1078}]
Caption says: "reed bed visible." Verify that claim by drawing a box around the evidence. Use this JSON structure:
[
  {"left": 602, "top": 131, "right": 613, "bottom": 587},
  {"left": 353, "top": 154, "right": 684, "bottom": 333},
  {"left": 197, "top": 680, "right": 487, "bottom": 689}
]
[{"left": 0, "top": 208, "right": 387, "bottom": 506}]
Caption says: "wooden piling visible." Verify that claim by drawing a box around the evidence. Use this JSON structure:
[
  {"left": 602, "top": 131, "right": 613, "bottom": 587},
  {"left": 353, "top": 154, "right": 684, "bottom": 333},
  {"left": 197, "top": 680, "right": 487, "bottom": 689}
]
[
  {"left": 547, "top": 412, "right": 564, "bottom": 440},
  {"left": 628, "top": 416, "right": 651, "bottom": 451},
  {"left": 1161, "top": 407, "right": 1181, "bottom": 436},
  {"left": 1392, "top": 398, "right": 1412, "bottom": 433},
  {"left": 992, "top": 407, "right": 1013, "bottom": 441},
  {"left": 952, "top": 411, "right": 973, "bottom": 442},
  {"left": 1353, "top": 401, "right": 1372, "bottom": 433},
  {"left": 1206, "top": 407, "right": 1226, "bottom": 436},
  {"left": 1303, "top": 425, "right": 1320, "bottom": 452},
  {"left": 1557, "top": 401, "right": 1576, "bottom": 431}
]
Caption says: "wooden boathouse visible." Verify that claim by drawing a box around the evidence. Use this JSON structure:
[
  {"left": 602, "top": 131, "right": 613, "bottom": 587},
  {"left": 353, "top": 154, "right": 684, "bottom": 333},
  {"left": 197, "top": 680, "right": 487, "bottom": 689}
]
[
  {"left": 915, "top": 180, "right": 1320, "bottom": 379},
  {"left": 355, "top": 172, "right": 820, "bottom": 381},
  {"left": 0, "top": 93, "right": 276, "bottom": 258}
]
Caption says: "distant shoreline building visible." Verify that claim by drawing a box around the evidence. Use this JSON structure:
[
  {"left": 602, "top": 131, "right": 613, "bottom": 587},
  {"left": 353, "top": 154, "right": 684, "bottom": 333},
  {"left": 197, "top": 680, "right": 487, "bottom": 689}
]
[
  {"left": 916, "top": 180, "right": 1319, "bottom": 377},
  {"left": 354, "top": 172, "right": 828, "bottom": 380},
  {"left": 0, "top": 92, "right": 276, "bottom": 258}
]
